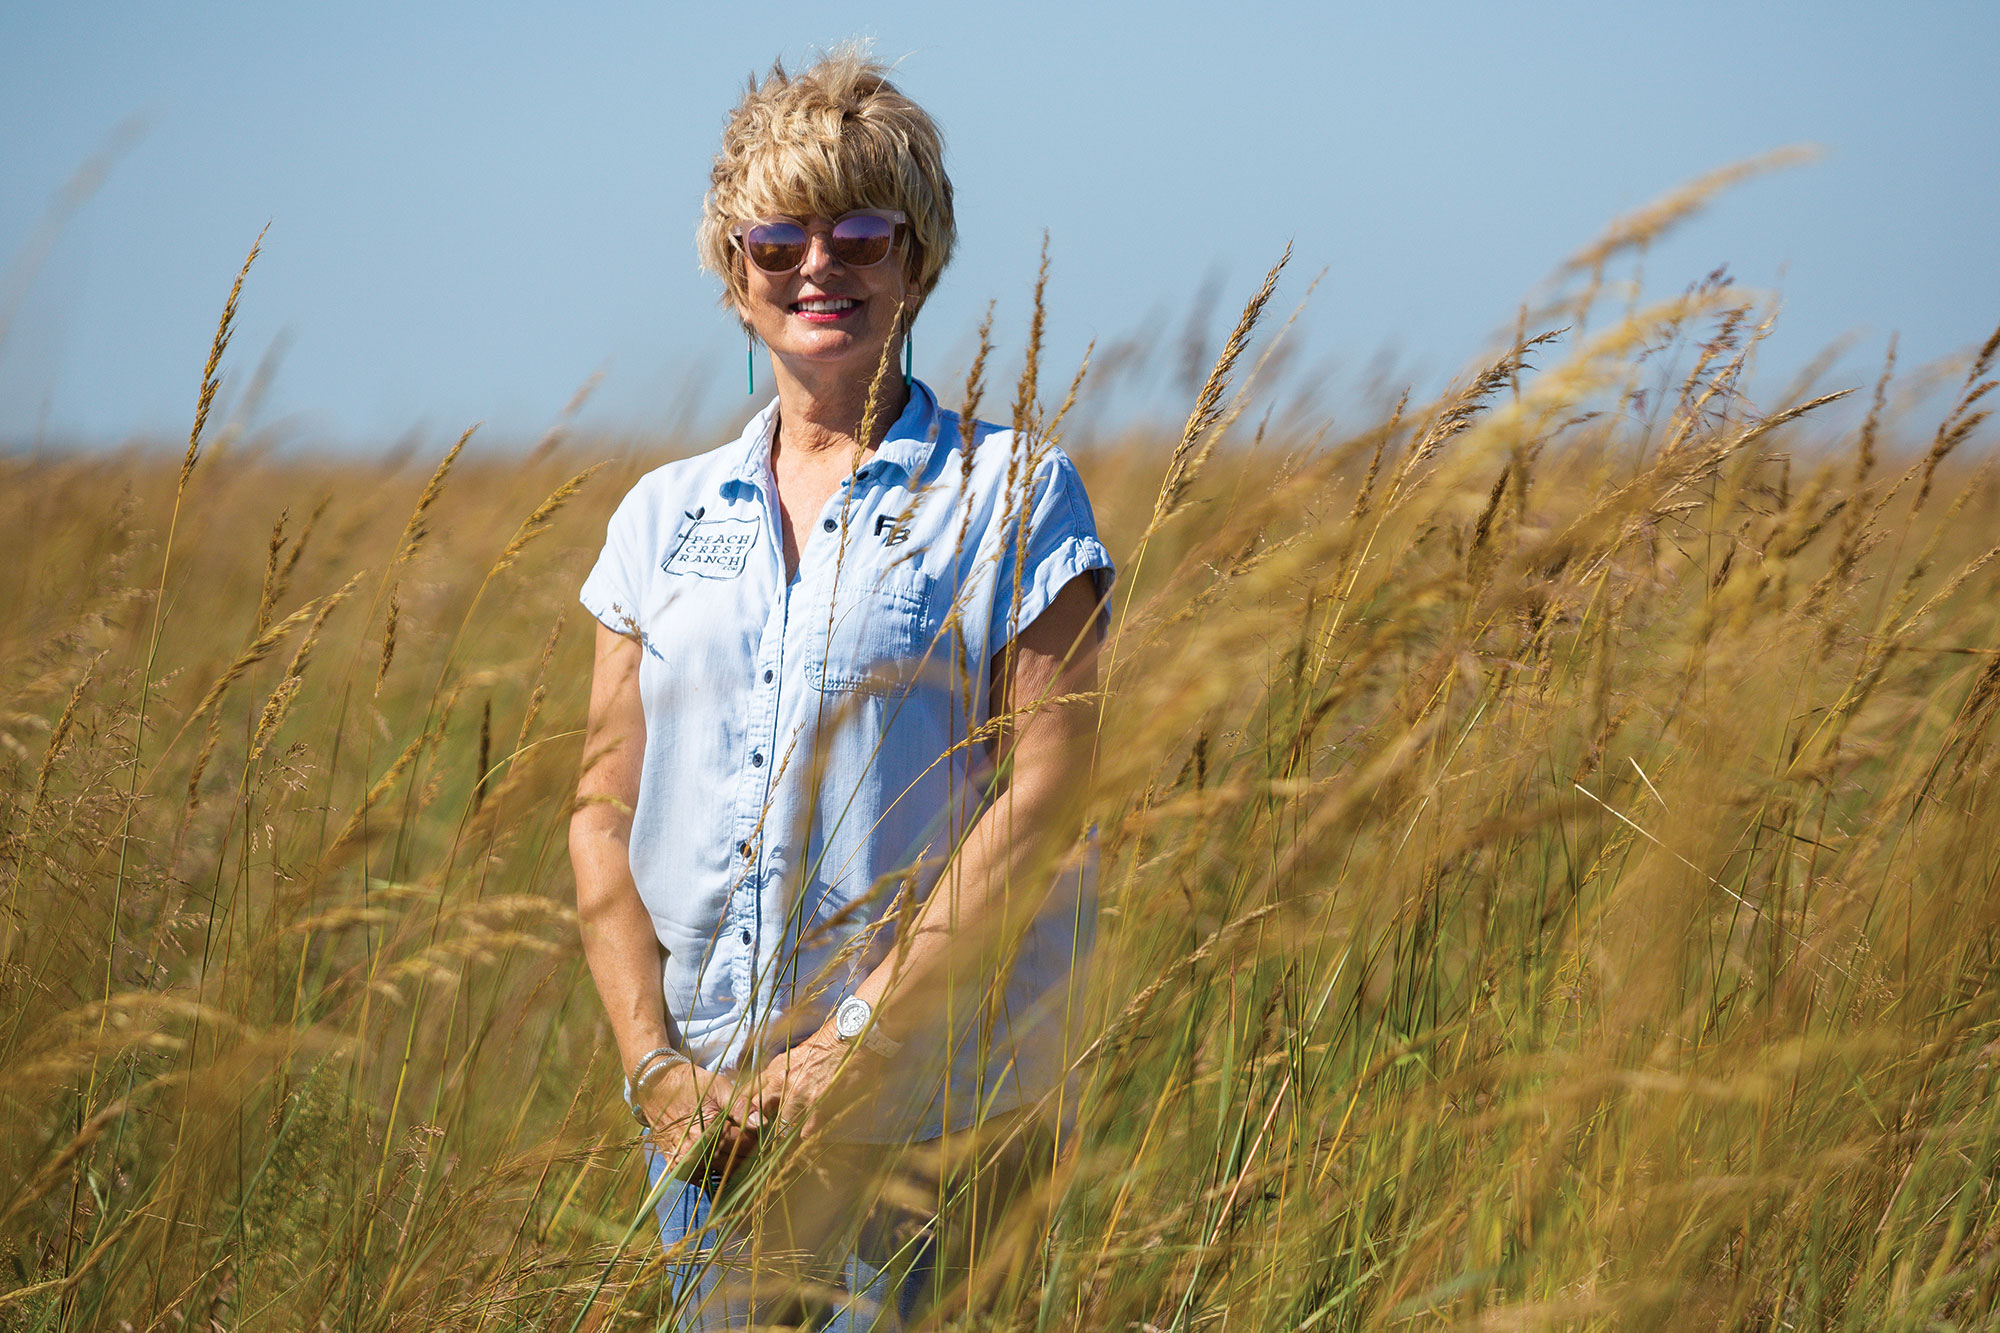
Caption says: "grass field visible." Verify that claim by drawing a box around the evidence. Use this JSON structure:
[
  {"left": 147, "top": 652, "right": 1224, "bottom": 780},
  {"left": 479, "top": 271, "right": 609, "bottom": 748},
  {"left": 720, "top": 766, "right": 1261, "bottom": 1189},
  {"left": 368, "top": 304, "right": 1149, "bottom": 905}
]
[{"left": 3, "top": 185, "right": 2000, "bottom": 1330}]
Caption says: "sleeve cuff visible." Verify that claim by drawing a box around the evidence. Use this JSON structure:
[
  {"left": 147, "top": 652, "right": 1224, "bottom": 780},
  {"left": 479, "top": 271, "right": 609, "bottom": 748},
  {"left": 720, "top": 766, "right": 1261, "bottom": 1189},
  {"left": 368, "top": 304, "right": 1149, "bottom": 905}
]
[
  {"left": 998, "top": 535, "right": 1116, "bottom": 647},
  {"left": 578, "top": 573, "right": 639, "bottom": 637}
]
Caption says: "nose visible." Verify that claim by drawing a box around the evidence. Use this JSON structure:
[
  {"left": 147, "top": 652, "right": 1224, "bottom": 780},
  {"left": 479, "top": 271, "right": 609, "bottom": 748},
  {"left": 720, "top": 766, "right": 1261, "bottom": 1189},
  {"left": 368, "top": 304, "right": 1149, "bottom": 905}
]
[{"left": 797, "top": 229, "right": 840, "bottom": 281}]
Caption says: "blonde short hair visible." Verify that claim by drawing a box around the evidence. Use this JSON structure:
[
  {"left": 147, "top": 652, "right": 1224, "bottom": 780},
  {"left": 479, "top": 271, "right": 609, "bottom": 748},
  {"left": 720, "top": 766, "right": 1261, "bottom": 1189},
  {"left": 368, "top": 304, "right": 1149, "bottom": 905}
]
[{"left": 698, "top": 48, "right": 956, "bottom": 320}]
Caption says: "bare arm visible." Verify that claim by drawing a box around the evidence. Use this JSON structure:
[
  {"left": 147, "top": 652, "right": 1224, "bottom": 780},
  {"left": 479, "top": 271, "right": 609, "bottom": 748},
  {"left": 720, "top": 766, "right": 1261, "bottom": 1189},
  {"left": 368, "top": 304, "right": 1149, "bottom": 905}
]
[
  {"left": 751, "top": 573, "right": 1103, "bottom": 1130},
  {"left": 571, "top": 622, "right": 753, "bottom": 1163},
  {"left": 571, "top": 624, "right": 674, "bottom": 1067}
]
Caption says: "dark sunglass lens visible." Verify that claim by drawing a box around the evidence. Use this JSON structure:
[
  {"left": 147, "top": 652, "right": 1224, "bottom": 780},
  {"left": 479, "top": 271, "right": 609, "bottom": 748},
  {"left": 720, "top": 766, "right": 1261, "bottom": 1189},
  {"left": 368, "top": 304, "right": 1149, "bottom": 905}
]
[
  {"left": 745, "top": 221, "right": 808, "bottom": 273},
  {"left": 827, "top": 215, "right": 897, "bottom": 267}
]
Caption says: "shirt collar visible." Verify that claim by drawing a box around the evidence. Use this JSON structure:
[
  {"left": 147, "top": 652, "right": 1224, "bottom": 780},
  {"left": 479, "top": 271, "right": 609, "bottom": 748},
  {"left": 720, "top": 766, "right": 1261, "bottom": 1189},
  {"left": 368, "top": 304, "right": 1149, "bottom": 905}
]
[
  {"left": 722, "top": 399, "right": 781, "bottom": 493},
  {"left": 869, "top": 378, "right": 943, "bottom": 482},
  {"left": 718, "top": 378, "right": 942, "bottom": 496}
]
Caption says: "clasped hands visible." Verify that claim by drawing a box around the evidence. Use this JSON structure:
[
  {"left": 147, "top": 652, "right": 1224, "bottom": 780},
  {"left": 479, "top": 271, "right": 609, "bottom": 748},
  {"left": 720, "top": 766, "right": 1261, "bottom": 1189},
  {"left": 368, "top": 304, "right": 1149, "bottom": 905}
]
[{"left": 636, "top": 1029, "right": 866, "bottom": 1184}]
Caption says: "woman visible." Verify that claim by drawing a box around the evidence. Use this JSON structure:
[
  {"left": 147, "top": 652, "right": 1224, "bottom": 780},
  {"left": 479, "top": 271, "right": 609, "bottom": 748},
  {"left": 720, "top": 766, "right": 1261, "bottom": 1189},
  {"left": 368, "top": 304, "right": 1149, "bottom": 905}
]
[{"left": 569, "top": 49, "right": 1115, "bottom": 1329}]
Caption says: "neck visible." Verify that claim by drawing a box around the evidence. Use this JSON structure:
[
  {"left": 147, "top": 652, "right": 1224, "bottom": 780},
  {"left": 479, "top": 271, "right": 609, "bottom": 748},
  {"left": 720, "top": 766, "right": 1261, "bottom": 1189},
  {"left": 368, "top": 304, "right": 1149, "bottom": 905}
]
[{"left": 768, "top": 352, "right": 911, "bottom": 463}]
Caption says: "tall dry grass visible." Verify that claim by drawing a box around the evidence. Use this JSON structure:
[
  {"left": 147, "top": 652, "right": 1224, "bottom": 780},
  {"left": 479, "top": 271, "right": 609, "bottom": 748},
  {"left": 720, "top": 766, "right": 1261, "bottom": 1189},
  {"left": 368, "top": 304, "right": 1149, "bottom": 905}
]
[{"left": 3, "top": 172, "right": 2000, "bottom": 1330}]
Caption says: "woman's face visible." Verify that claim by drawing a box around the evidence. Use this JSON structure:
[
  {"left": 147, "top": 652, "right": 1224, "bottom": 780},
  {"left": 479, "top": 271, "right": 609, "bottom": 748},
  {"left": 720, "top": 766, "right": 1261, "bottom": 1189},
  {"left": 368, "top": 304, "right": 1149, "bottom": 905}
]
[{"left": 734, "top": 212, "right": 910, "bottom": 389}]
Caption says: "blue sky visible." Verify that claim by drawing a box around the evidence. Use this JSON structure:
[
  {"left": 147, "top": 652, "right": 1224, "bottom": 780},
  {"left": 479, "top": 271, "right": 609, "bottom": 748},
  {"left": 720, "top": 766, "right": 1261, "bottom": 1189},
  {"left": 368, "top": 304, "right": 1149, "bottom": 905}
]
[{"left": 1, "top": 1, "right": 1995, "bottom": 447}]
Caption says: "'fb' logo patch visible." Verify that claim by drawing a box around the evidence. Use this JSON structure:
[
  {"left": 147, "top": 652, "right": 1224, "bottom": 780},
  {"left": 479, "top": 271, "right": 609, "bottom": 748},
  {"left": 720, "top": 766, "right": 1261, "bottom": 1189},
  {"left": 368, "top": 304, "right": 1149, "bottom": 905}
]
[
  {"left": 665, "top": 516, "right": 759, "bottom": 578},
  {"left": 873, "top": 514, "right": 912, "bottom": 546}
]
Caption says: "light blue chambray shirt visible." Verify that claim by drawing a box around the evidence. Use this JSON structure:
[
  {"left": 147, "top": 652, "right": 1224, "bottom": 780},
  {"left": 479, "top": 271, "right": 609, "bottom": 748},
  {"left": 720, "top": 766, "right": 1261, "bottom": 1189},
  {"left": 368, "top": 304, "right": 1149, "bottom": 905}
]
[{"left": 579, "top": 379, "right": 1114, "bottom": 1142}]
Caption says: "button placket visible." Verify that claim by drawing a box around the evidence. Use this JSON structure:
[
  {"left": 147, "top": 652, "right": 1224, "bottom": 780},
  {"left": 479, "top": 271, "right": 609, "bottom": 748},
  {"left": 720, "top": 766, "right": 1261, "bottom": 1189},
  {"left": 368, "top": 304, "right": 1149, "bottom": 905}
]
[
  {"left": 737, "top": 682, "right": 782, "bottom": 967},
  {"left": 730, "top": 468, "right": 791, "bottom": 980},
  {"left": 816, "top": 468, "right": 876, "bottom": 562}
]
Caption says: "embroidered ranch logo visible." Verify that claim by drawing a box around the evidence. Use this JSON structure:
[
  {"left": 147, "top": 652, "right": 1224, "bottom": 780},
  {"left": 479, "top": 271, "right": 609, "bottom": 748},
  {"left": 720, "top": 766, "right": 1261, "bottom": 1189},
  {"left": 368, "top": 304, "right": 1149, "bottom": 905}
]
[{"left": 664, "top": 516, "right": 759, "bottom": 579}]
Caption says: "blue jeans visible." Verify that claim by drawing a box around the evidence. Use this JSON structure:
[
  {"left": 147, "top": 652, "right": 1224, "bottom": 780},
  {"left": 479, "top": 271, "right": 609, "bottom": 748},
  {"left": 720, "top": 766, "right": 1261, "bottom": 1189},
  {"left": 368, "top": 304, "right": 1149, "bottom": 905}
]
[
  {"left": 645, "top": 1145, "right": 935, "bottom": 1331},
  {"left": 643, "top": 1113, "right": 1051, "bottom": 1331}
]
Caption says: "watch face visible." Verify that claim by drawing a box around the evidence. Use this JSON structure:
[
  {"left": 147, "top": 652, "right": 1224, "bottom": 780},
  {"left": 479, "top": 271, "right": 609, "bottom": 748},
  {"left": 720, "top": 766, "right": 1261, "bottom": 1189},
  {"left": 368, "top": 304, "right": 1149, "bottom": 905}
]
[{"left": 835, "top": 996, "right": 868, "bottom": 1040}]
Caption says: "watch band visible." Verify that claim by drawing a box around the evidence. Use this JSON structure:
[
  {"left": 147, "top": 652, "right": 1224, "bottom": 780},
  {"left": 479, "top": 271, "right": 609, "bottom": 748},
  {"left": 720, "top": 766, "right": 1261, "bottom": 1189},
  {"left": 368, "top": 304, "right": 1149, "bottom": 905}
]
[{"left": 858, "top": 1021, "right": 901, "bottom": 1060}]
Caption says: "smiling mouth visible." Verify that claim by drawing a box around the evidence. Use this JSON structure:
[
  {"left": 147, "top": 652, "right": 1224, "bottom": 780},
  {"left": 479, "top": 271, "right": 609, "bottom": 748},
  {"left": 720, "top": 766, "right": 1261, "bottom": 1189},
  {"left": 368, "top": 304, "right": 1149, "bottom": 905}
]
[{"left": 791, "top": 297, "right": 860, "bottom": 315}]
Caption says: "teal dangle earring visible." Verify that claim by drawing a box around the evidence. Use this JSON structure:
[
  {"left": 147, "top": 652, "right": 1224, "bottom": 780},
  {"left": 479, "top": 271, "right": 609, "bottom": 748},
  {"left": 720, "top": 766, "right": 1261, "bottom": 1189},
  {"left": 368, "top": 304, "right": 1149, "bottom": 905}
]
[
  {"left": 746, "top": 327, "right": 755, "bottom": 396},
  {"left": 903, "top": 318, "right": 913, "bottom": 386}
]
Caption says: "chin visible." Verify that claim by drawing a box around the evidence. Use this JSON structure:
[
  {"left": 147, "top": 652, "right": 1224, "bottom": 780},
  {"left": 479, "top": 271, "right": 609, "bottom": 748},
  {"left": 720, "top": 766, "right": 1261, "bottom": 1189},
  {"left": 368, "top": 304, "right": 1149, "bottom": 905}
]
[{"left": 796, "top": 337, "right": 887, "bottom": 368}]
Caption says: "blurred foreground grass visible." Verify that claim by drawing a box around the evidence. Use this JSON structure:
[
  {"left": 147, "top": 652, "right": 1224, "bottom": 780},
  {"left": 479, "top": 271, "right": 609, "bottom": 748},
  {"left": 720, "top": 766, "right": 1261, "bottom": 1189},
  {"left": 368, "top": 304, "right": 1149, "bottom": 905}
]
[{"left": 3, "top": 207, "right": 2000, "bottom": 1330}]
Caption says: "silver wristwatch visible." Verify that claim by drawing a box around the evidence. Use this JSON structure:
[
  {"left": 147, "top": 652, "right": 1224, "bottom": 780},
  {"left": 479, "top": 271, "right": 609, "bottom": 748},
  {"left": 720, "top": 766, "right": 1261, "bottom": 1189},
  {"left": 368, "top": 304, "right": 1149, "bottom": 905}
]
[{"left": 833, "top": 995, "right": 901, "bottom": 1059}]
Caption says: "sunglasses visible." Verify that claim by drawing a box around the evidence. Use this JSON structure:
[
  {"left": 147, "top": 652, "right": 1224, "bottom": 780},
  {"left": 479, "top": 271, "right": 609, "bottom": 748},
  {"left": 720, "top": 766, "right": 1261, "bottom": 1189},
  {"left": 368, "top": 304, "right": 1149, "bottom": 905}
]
[{"left": 730, "top": 209, "right": 907, "bottom": 275}]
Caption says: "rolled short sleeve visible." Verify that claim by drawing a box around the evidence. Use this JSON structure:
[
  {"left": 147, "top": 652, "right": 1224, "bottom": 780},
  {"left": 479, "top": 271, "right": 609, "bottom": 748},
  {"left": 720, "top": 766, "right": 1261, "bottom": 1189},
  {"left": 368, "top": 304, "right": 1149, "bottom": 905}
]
[
  {"left": 988, "top": 451, "right": 1116, "bottom": 652},
  {"left": 579, "top": 485, "right": 653, "bottom": 635}
]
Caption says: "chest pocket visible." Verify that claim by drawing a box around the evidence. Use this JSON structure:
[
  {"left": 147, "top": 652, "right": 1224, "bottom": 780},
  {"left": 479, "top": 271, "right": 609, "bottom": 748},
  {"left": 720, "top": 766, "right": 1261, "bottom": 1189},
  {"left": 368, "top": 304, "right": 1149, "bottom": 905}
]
[{"left": 806, "top": 567, "right": 939, "bottom": 695}]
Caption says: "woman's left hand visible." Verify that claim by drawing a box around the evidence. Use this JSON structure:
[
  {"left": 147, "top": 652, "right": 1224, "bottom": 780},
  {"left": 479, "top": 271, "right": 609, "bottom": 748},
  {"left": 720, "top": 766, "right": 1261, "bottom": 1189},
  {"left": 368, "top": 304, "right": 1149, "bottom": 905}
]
[{"left": 745, "top": 1031, "right": 857, "bottom": 1140}]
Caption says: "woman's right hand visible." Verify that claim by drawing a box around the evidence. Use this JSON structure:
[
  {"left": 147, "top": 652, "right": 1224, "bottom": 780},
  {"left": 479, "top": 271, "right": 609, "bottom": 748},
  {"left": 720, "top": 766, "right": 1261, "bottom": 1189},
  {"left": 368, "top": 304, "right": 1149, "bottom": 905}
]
[{"left": 640, "top": 1062, "right": 760, "bottom": 1182}]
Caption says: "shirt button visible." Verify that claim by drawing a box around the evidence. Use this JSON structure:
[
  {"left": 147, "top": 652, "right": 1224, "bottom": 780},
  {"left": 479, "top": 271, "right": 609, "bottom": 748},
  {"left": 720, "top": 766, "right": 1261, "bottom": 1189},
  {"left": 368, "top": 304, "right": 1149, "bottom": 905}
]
[
  {"left": 739, "top": 929, "right": 751, "bottom": 945},
  {"left": 750, "top": 752, "right": 764, "bottom": 767},
  {"left": 763, "top": 669, "right": 774, "bottom": 684},
  {"left": 821, "top": 517, "right": 837, "bottom": 532},
  {"left": 738, "top": 840, "right": 752, "bottom": 858}
]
